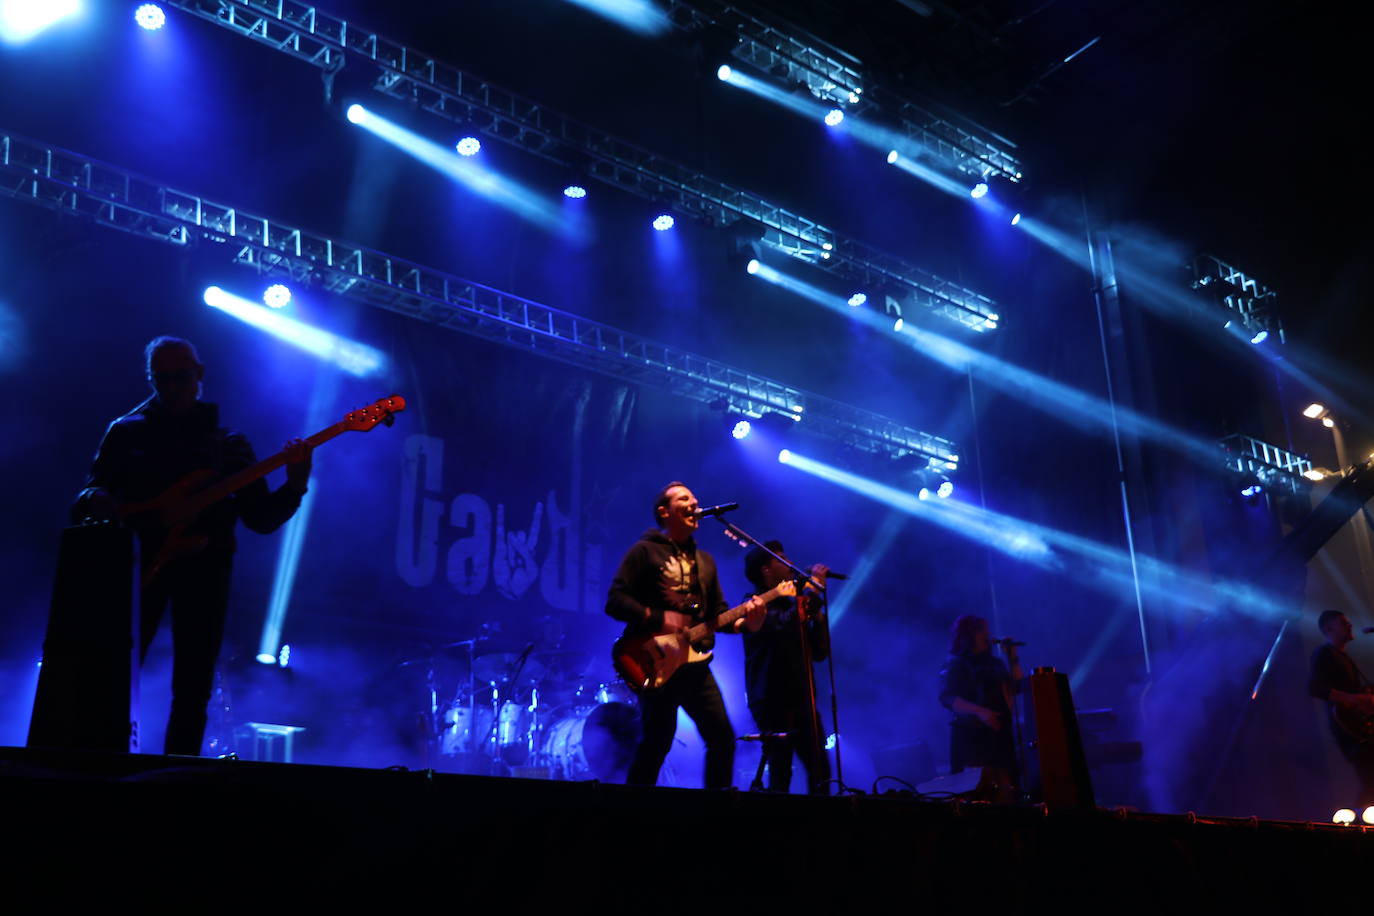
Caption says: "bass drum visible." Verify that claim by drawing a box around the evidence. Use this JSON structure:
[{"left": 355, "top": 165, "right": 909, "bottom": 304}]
[{"left": 543, "top": 703, "right": 640, "bottom": 782}]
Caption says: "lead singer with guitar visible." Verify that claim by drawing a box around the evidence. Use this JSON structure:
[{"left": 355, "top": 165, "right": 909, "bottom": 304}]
[
  {"left": 605, "top": 482, "right": 765, "bottom": 788},
  {"left": 1308, "top": 609, "right": 1374, "bottom": 808},
  {"left": 73, "top": 337, "right": 311, "bottom": 756}
]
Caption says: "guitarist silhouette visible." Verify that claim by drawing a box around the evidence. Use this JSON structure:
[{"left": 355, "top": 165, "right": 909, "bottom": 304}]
[
  {"left": 74, "top": 336, "right": 313, "bottom": 756},
  {"left": 604, "top": 481, "right": 765, "bottom": 789},
  {"left": 1308, "top": 609, "right": 1374, "bottom": 808}
]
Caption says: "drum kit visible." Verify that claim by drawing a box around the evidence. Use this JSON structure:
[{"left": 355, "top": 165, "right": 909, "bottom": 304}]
[{"left": 410, "top": 633, "right": 640, "bottom": 782}]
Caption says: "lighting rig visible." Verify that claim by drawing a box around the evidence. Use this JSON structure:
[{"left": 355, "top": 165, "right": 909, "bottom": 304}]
[
  {"left": 157, "top": 0, "right": 1002, "bottom": 334},
  {"left": 1218, "top": 433, "right": 1313, "bottom": 497},
  {"left": 1190, "top": 254, "right": 1284, "bottom": 344}
]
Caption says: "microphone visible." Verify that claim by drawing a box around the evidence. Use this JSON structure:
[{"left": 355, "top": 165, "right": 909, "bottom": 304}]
[
  {"left": 826, "top": 571, "right": 849, "bottom": 580},
  {"left": 1361, "top": 627, "right": 1374, "bottom": 634},
  {"left": 692, "top": 502, "right": 739, "bottom": 519},
  {"left": 994, "top": 638, "right": 1026, "bottom": 647}
]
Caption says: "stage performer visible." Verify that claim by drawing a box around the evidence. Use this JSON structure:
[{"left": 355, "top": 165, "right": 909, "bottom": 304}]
[
  {"left": 938, "top": 614, "right": 1021, "bottom": 802},
  {"left": 73, "top": 336, "right": 311, "bottom": 756},
  {"left": 605, "top": 481, "right": 765, "bottom": 788},
  {"left": 1308, "top": 609, "right": 1374, "bottom": 807},
  {"left": 741, "top": 540, "right": 831, "bottom": 794}
]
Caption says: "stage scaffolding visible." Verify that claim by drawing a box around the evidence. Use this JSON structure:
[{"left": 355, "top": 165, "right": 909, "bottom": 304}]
[{"left": 0, "top": 129, "right": 959, "bottom": 466}]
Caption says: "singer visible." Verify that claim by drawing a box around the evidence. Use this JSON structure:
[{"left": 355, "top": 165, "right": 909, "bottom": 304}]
[
  {"left": 1307, "top": 609, "right": 1374, "bottom": 808},
  {"left": 938, "top": 614, "right": 1022, "bottom": 802},
  {"left": 604, "top": 481, "right": 765, "bottom": 788}
]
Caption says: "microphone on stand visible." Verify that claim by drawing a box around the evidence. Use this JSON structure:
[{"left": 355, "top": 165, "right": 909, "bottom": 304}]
[{"left": 692, "top": 503, "right": 739, "bottom": 519}]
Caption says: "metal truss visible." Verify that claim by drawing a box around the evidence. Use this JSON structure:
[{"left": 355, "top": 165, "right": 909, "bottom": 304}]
[
  {"left": 661, "top": 1, "right": 1023, "bottom": 184},
  {"left": 1219, "top": 434, "right": 1311, "bottom": 496},
  {"left": 157, "top": 0, "right": 1000, "bottom": 333},
  {"left": 1190, "top": 254, "right": 1284, "bottom": 342},
  {"left": 0, "top": 129, "right": 958, "bottom": 465}
]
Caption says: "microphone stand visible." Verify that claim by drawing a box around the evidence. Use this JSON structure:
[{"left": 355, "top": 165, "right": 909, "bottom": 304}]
[{"left": 711, "top": 516, "right": 847, "bottom": 795}]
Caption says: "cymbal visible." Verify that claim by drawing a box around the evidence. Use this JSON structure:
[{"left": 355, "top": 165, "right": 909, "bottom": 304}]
[{"left": 473, "top": 653, "right": 547, "bottom": 686}]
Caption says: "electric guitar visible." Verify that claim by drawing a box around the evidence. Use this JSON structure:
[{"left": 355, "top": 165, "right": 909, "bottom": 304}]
[
  {"left": 121, "top": 394, "right": 406, "bottom": 586},
  {"left": 611, "top": 579, "right": 796, "bottom": 692},
  {"left": 1334, "top": 686, "right": 1374, "bottom": 744}
]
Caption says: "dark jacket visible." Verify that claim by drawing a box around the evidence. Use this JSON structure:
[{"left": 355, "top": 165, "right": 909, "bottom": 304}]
[
  {"left": 605, "top": 528, "right": 728, "bottom": 653},
  {"left": 78, "top": 398, "right": 302, "bottom": 560},
  {"left": 742, "top": 591, "right": 829, "bottom": 711}
]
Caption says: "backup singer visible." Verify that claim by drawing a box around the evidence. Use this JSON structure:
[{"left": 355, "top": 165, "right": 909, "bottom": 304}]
[
  {"left": 1308, "top": 609, "right": 1374, "bottom": 807},
  {"left": 742, "top": 540, "right": 830, "bottom": 794},
  {"left": 938, "top": 614, "right": 1021, "bottom": 802},
  {"left": 605, "top": 481, "right": 765, "bottom": 788},
  {"left": 74, "top": 337, "right": 311, "bottom": 755}
]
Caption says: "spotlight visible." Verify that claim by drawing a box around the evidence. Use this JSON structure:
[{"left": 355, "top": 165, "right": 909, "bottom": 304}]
[
  {"left": 917, "top": 487, "right": 930, "bottom": 500},
  {"left": 848, "top": 293, "right": 867, "bottom": 307},
  {"left": 1333, "top": 808, "right": 1357, "bottom": 825},
  {"left": 970, "top": 181, "right": 989, "bottom": 199},
  {"left": 263, "top": 283, "right": 292, "bottom": 309},
  {"left": 134, "top": 3, "right": 164, "bottom": 30},
  {"left": 1249, "top": 329, "right": 1269, "bottom": 345},
  {"left": 717, "top": 64, "right": 731, "bottom": 81},
  {"left": 256, "top": 653, "right": 277, "bottom": 665},
  {"left": 278, "top": 644, "right": 291, "bottom": 667},
  {"left": 893, "top": 317, "right": 904, "bottom": 332},
  {"left": 937, "top": 480, "right": 954, "bottom": 499},
  {"left": 563, "top": 185, "right": 587, "bottom": 199},
  {"left": 778, "top": 448, "right": 792, "bottom": 464},
  {"left": 345, "top": 103, "right": 365, "bottom": 123},
  {"left": 652, "top": 214, "right": 675, "bottom": 231},
  {"left": 824, "top": 108, "right": 844, "bottom": 127},
  {"left": 0, "top": 0, "right": 79, "bottom": 43},
  {"left": 1241, "top": 484, "right": 1262, "bottom": 498},
  {"left": 886, "top": 150, "right": 899, "bottom": 164},
  {"left": 1010, "top": 212, "right": 1022, "bottom": 226},
  {"left": 745, "top": 258, "right": 760, "bottom": 275},
  {"left": 455, "top": 136, "right": 481, "bottom": 157},
  {"left": 1303, "top": 403, "right": 1326, "bottom": 418},
  {"left": 731, "top": 419, "right": 752, "bottom": 440},
  {"left": 1322, "top": 416, "right": 1335, "bottom": 428},
  {"left": 1303, "top": 469, "right": 1327, "bottom": 481},
  {"left": 1363, "top": 806, "right": 1374, "bottom": 825}
]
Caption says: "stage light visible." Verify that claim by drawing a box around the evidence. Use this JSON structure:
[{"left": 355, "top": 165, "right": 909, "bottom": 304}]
[
  {"left": 1333, "top": 808, "right": 1357, "bottom": 825},
  {"left": 1303, "top": 469, "right": 1327, "bottom": 481},
  {"left": 1322, "top": 416, "right": 1335, "bottom": 428},
  {"left": 917, "top": 487, "right": 930, "bottom": 500},
  {"left": 134, "top": 3, "right": 163, "bottom": 30},
  {"left": 256, "top": 652, "right": 276, "bottom": 665},
  {"left": 1363, "top": 806, "right": 1374, "bottom": 825},
  {"left": 778, "top": 448, "right": 792, "bottom": 464},
  {"left": 824, "top": 108, "right": 844, "bottom": 127},
  {"left": 746, "top": 258, "right": 760, "bottom": 275},
  {"left": 893, "top": 317, "right": 904, "bottom": 332},
  {"left": 1010, "top": 212, "right": 1022, "bottom": 226},
  {"left": 848, "top": 293, "right": 867, "bottom": 307},
  {"left": 0, "top": 0, "right": 79, "bottom": 43},
  {"left": 1241, "top": 484, "right": 1262, "bottom": 498},
  {"left": 263, "top": 283, "right": 292, "bottom": 309},
  {"left": 203, "top": 286, "right": 385, "bottom": 377},
  {"left": 563, "top": 185, "right": 587, "bottom": 199},
  {"left": 732, "top": 420, "right": 752, "bottom": 440},
  {"left": 717, "top": 64, "right": 731, "bottom": 81},
  {"left": 970, "top": 181, "right": 989, "bottom": 199},
  {"left": 1303, "top": 403, "right": 1327, "bottom": 418},
  {"left": 653, "top": 214, "right": 675, "bottom": 231},
  {"left": 886, "top": 150, "right": 899, "bottom": 164},
  {"left": 345, "top": 103, "right": 364, "bottom": 123},
  {"left": 455, "top": 136, "right": 481, "bottom": 157},
  {"left": 937, "top": 480, "right": 954, "bottom": 499},
  {"left": 1250, "top": 329, "right": 1269, "bottom": 344},
  {"left": 278, "top": 644, "right": 291, "bottom": 667}
]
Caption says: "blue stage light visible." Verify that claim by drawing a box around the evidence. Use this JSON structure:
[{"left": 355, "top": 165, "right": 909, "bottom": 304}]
[
  {"left": 886, "top": 150, "right": 899, "bottom": 164},
  {"left": 717, "top": 64, "right": 731, "bottom": 81},
  {"left": 134, "top": 3, "right": 163, "bottom": 30},
  {"left": 203, "top": 285, "right": 385, "bottom": 377},
  {"left": 1, "top": 0, "right": 80, "bottom": 43},
  {"left": 824, "top": 108, "right": 844, "bottom": 127},
  {"left": 893, "top": 316, "right": 904, "bottom": 332},
  {"left": 345, "top": 103, "right": 364, "bottom": 123},
  {"left": 263, "top": 283, "right": 291, "bottom": 309},
  {"left": 455, "top": 136, "right": 481, "bottom": 157},
  {"left": 256, "top": 653, "right": 276, "bottom": 665},
  {"left": 652, "top": 214, "right": 675, "bottom": 231},
  {"left": 848, "top": 293, "right": 867, "bottom": 307},
  {"left": 1010, "top": 212, "right": 1022, "bottom": 226},
  {"left": 1241, "top": 484, "right": 1262, "bottom": 497},
  {"left": 970, "top": 181, "right": 989, "bottom": 199},
  {"left": 746, "top": 258, "right": 760, "bottom": 275},
  {"left": 732, "top": 420, "right": 752, "bottom": 440},
  {"left": 937, "top": 480, "right": 954, "bottom": 499},
  {"left": 917, "top": 487, "right": 930, "bottom": 500},
  {"left": 1250, "top": 329, "right": 1269, "bottom": 345},
  {"left": 563, "top": 185, "right": 587, "bottom": 199},
  {"left": 278, "top": 644, "right": 291, "bottom": 667}
]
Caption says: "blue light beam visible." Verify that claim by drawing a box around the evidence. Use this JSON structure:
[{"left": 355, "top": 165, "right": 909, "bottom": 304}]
[
  {"left": 345, "top": 104, "right": 574, "bottom": 239},
  {"left": 0, "top": 0, "right": 80, "bottom": 43},
  {"left": 556, "top": 0, "right": 669, "bottom": 35},
  {"left": 203, "top": 286, "right": 386, "bottom": 377}
]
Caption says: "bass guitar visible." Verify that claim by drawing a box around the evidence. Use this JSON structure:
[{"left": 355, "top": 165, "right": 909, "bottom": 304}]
[
  {"left": 122, "top": 394, "right": 406, "bottom": 586},
  {"left": 611, "top": 579, "right": 796, "bottom": 693}
]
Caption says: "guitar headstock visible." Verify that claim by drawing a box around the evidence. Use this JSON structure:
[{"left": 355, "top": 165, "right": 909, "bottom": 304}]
[
  {"left": 343, "top": 394, "right": 407, "bottom": 432},
  {"left": 775, "top": 579, "right": 798, "bottom": 600}
]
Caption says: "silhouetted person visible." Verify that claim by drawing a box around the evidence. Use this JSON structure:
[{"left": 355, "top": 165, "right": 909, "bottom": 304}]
[
  {"left": 1308, "top": 609, "right": 1374, "bottom": 808},
  {"left": 939, "top": 614, "right": 1021, "bottom": 802},
  {"left": 74, "top": 336, "right": 311, "bottom": 755}
]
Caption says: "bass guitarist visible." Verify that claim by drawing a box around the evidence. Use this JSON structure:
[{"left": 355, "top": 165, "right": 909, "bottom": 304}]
[
  {"left": 1308, "top": 609, "right": 1374, "bottom": 808},
  {"left": 605, "top": 481, "right": 765, "bottom": 788},
  {"left": 73, "top": 336, "right": 311, "bottom": 756}
]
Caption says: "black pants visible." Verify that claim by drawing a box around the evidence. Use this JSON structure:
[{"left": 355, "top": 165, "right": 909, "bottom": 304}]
[
  {"left": 139, "top": 552, "right": 233, "bottom": 756},
  {"left": 752, "top": 701, "right": 829, "bottom": 795},
  {"left": 627, "top": 662, "right": 735, "bottom": 789}
]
